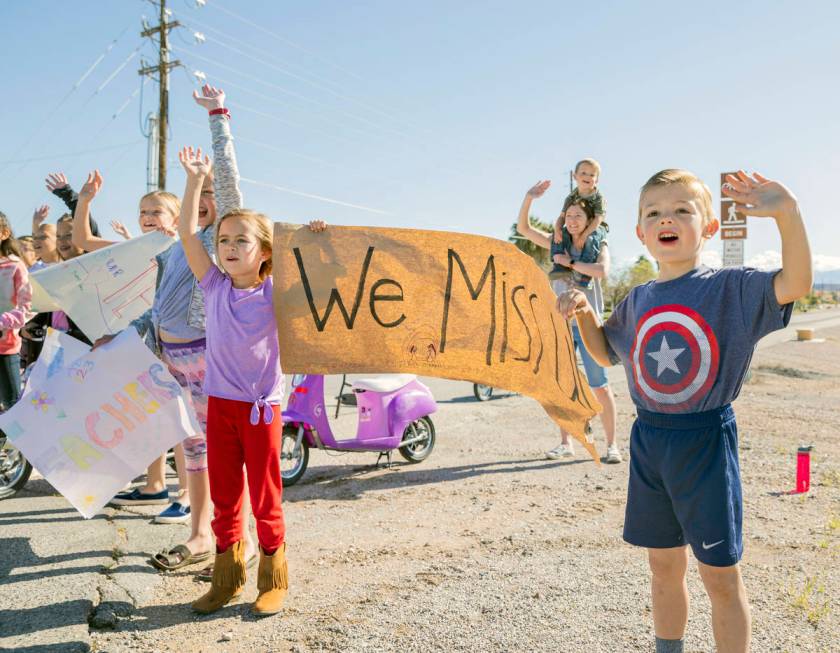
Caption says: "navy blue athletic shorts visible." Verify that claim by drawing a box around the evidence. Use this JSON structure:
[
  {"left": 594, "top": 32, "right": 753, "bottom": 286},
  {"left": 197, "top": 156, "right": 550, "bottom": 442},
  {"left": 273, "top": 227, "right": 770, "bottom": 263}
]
[{"left": 623, "top": 404, "right": 743, "bottom": 567}]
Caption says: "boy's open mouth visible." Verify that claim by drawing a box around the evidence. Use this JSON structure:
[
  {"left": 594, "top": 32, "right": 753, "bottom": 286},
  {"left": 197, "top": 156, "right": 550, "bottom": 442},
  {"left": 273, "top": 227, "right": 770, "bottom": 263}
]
[{"left": 657, "top": 231, "right": 679, "bottom": 243}]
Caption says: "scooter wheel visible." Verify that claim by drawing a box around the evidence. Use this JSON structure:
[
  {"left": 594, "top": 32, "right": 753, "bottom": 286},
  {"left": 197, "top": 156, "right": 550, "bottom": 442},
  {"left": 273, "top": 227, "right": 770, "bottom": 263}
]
[
  {"left": 398, "top": 416, "right": 435, "bottom": 463},
  {"left": 280, "top": 425, "right": 309, "bottom": 487},
  {"left": 0, "top": 438, "right": 33, "bottom": 500},
  {"left": 473, "top": 383, "right": 494, "bottom": 401}
]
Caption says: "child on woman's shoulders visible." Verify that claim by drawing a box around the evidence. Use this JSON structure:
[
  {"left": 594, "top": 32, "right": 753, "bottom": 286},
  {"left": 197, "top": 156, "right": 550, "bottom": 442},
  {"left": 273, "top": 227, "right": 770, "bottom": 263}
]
[{"left": 550, "top": 158, "right": 608, "bottom": 289}]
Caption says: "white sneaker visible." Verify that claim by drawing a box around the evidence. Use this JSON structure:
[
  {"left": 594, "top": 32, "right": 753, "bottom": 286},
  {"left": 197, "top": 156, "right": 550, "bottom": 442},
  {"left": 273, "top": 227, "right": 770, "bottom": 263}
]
[
  {"left": 605, "top": 444, "right": 622, "bottom": 464},
  {"left": 546, "top": 443, "right": 575, "bottom": 460}
]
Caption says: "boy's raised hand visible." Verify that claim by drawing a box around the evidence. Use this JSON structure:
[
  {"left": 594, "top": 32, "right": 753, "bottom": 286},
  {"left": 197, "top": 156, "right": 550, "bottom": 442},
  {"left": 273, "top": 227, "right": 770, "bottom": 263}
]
[
  {"left": 308, "top": 220, "right": 327, "bottom": 233},
  {"left": 45, "top": 172, "right": 69, "bottom": 192},
  {"left": 192, "top": 84, "right": 225, "bottom": 112},
  {"left": 555, "top": 288, "right": 587, "bottom": 319},
  {"left": 32, "top": 204, "right": 50, "bottom": 226},
  {"left": 527, "top": 180, "right": 551, "bottom": 199},
  {"left": 723, "top": 171, "right": 798, "bottom": 220},
  {"left": 179, "top": 146, "right": 212, "bottom": 180},
  {"left": 79, "top": 170, "right": 103, "bottom": 201}
]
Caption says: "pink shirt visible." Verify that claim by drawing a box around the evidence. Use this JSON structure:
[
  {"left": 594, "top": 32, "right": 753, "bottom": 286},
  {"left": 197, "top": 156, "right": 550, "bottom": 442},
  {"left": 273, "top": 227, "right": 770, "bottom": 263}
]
[
  {"left": 0, "top": 256, "right": 32, "bottom": 355},
  {"left": 199, "top": 265, "right": 284, "bottom": 424}
]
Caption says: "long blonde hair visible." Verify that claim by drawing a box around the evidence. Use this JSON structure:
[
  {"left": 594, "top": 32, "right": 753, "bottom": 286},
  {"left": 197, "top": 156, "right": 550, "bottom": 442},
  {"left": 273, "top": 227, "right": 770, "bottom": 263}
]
[
  {"left": 216, "top": 209, "right": 273, "bottom": 280},
  {"left": 139, "top": 190, "right": 181, "bottom": 219}
]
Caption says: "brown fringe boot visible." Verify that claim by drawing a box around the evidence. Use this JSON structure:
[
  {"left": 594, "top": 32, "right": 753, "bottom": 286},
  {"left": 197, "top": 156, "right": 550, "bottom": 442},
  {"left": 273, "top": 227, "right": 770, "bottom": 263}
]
[
  {"left": 191, "top": 540, "right": 247, "bottom": 614},
  {"left": 252, "top": 543, "right": 289, "bottom": 616}
]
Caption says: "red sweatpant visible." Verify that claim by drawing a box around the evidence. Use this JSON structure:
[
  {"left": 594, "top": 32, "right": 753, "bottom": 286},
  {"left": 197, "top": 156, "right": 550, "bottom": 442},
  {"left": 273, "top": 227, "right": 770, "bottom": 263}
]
[{"left": 206, "top": 396, "right": 285, "bottom": 553}]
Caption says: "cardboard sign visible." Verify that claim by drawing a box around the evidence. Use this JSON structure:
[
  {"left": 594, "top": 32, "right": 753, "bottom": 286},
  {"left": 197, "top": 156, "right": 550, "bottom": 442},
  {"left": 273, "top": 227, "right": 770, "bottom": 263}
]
[
  {"left": 30, "top": 231, "right": 173, "bottom": 342},
  {"left": 0, "top": 330, "right": 198, "bottom": 519},
  {"left": 721, "top": 227, "right": 747, "bottom": 240},
  {"left": 272, "top": 224, "right": 601, "bottom": 455}
]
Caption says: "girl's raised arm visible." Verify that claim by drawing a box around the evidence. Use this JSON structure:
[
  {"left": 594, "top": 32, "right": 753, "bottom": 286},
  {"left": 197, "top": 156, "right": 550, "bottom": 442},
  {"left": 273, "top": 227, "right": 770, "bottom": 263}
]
[
  {"left": 72, "top": 170, "right": 115, "bottom": 252},
  {"left": 178, "top": 146, "right": 214, "bottom": 281}
]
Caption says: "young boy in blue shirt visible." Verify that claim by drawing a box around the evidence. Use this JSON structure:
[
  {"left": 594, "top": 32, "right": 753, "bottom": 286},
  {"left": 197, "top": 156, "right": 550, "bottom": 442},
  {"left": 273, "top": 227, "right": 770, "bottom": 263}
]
[{"left": 557, "top": 169, "right": 812, "bottom": 653}]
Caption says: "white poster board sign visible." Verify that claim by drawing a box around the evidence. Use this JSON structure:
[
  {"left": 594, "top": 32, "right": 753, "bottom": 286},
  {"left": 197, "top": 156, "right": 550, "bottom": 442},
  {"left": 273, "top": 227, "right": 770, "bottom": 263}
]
[
  {"left": 29, "top": 231, "right": 173, "bottom": 341},
  {"left": 0, "top": 329, "right": 197, "bottom": 519},
  {"left": 23, "top": 327, "right": 91, "bottom": 394}
]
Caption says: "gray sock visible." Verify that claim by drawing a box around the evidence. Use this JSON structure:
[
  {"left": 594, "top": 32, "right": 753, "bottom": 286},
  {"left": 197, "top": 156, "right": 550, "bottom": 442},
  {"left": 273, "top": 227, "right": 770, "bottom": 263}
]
[{"left": 655, "top": 637, "right": 684, "bottom": 653}]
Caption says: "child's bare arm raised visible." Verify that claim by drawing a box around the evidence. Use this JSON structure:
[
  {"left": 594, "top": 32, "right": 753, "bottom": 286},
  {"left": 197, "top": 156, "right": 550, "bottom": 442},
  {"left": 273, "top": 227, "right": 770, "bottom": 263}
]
[
  {"left": 556, "top": 289, "right": 612, "bottom": 367},
  {"left": 516, "top": 181, "right": 553, "bottom": 250},
  {"left": 723, "top": 171, "right": 812, "bottom": 305},
  {"left": 72, "top": 170, "right": 115, "bottom": 252},
  {"left": 178, "top": 146, "right": 214, "bottom": 282}
]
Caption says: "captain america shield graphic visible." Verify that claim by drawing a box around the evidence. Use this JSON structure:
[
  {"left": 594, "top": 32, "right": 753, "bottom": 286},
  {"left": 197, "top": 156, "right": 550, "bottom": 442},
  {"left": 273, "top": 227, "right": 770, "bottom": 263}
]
[{"left": 630, "top": 304, "right": 720, "bottom": 411}]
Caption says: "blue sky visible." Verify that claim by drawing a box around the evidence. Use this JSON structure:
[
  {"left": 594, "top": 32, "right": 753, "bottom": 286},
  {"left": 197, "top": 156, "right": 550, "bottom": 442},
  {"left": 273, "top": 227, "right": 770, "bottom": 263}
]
[{"left": 2, "top": 0, "right": 838, "bottom": 279}]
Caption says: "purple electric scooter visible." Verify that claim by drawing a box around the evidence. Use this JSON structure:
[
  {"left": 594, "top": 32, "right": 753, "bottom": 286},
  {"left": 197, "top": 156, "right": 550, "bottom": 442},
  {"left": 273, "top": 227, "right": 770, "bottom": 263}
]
[{"left": 280, "top": 374, "right": 438, "bottom": 486}]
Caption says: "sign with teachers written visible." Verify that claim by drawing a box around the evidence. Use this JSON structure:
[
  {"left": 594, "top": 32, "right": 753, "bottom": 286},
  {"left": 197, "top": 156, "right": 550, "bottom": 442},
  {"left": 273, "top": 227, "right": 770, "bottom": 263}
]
[
  {"left": 29, "top": 231, "right": 173, "bottom": 341},
  {"left": 273, "top": 224, "right": 601, "bottom": 455},
  {"left": 0, "top": 329, "right": 198, "bottom": 519}
]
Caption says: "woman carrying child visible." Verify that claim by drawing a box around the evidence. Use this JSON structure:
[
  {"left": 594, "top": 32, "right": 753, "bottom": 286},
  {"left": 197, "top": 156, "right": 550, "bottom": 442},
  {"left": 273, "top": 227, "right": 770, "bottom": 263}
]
[{"left": 517, "top": 178, "right": 621, "bottom": 463}]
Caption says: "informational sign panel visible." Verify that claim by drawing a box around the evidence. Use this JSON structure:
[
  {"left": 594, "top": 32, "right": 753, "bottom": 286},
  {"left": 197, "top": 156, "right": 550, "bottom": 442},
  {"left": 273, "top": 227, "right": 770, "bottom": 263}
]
[
  {"left": 720, "top": 200, "right": 747, "bottom": 226},
  {"left": 721, "top": 227, "right": 748, "bottom": 240},
  {"left": 720, "top": 172, "right": 745, "bottom": 267},
  {"left": 723, "top": 240, "right": 745, "bottom": 268}
]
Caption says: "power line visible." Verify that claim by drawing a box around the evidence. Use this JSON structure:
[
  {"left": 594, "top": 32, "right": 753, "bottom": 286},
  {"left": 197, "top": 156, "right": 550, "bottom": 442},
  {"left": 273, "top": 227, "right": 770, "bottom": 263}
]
[
  {"left": 0, "top": 141, "right": 146, "bottom": 166},
  {"left": 181, "top": 14, "right": 350, "bottom": 95},
  {"left": 239, "top": 176, "right": 393, "bottom": 216},
  {"left": 174, "top": 46, "right": 423, "bottom": 142},
  {"left": 0, "top": 22, "right": 136, "bottom": 175},
  {"left": 202, "top": 0, "right": 366, "bottom": 83},
  {"left": 80, "top": 44, "right": 144, "bottom": 108}
]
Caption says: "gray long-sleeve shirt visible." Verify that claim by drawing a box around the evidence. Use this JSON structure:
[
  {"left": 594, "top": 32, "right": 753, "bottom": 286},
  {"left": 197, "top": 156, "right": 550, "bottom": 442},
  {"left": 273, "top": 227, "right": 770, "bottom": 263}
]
[{"left": 130, "top": 113, "right": 243, "bottom": 351}]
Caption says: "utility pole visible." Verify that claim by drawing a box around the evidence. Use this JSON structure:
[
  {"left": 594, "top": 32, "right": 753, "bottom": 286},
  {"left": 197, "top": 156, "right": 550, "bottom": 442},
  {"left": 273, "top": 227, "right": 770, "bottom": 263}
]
[{"left": 138, "top": 0, "right": 181, "bottom": 190}]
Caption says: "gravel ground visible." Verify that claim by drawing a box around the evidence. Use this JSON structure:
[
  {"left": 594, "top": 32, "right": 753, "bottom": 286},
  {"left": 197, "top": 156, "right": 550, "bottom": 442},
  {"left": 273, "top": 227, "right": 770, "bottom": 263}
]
[{"left": 75, "top": 325, "right": 840, "bottom": 652}]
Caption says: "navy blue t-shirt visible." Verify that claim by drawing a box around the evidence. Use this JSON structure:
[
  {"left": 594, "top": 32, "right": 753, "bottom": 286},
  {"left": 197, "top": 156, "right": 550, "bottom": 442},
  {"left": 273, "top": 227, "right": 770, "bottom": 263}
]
[{"left": 603, "top": 266, "right": 792, "bottom": 414}]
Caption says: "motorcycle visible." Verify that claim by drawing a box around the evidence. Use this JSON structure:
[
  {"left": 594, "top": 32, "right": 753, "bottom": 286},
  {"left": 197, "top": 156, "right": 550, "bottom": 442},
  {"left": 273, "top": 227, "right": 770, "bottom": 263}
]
[
  {"left": 280, "top": 374, "right": 438, "bottom": 486},
  {"left": 0, "top": 432, "right": 32, "bottom": 500}
]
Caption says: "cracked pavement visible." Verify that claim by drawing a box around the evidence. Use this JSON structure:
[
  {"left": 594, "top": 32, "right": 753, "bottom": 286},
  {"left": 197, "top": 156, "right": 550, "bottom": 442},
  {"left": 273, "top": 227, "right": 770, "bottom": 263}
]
[{"left": 0, "top": 475, "right": 186, "bottom": 652}]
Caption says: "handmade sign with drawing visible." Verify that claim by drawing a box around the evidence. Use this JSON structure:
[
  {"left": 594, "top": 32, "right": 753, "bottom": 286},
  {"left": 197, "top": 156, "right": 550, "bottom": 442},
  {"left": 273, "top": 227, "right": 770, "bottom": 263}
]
[
  {"left": 29, "top": 231, "right": 173, "bottom": 342},
  {"left": 0, "top": 329, "right": 199, "bottom": 518},
  {"left": 23, "top": 328, "right": 91, "bottom": 394},
  {"left": 273, "top": 224, "right": 601, "bottom": 456}
]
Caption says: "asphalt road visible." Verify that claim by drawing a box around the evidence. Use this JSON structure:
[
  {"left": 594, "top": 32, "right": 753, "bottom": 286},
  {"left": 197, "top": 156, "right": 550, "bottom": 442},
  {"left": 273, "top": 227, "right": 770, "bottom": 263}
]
[{"left": 1, "top": 305, "right": 837, "bottom": 651}]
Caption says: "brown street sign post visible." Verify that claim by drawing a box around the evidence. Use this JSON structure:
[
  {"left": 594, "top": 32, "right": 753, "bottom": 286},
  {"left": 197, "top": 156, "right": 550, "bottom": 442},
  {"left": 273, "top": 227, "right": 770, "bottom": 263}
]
[{"left": 720, "top": 171, "right": 745, "bottom": 267}]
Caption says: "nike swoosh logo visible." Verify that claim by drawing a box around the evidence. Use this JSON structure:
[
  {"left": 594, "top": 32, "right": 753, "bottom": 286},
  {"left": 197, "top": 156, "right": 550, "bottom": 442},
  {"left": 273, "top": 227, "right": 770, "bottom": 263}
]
[{"left": 702, "top": 539, "right": 724, "bottom": 550}]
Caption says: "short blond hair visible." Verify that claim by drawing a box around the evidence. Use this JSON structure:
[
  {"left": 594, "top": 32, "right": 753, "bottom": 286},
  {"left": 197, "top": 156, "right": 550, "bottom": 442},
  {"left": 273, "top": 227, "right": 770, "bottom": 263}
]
[
  {"left": 638, "top": 169, "right": 715, "bottom": 225},
  {"left": 574, "top": 158, "right": 601, "bottom": 176},
  {"left": 216, "top": 209, "right": 273, "bottom": 280},
  {"left": 139, "top": 190, "right": 181, "bottom": 219}
]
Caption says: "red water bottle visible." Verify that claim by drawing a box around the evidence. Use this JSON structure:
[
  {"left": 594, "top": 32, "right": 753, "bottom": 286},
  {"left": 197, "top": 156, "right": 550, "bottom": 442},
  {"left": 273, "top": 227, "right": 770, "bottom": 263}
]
[{"left": 796, "top": 445, "right": 813, "bottom": 493}]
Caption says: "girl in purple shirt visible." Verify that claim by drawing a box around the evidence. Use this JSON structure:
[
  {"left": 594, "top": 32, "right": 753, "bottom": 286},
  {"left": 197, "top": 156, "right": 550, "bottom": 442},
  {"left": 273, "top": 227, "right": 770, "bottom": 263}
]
[{"left": 178, "top": 144, "right": 325, "bottom": 616}]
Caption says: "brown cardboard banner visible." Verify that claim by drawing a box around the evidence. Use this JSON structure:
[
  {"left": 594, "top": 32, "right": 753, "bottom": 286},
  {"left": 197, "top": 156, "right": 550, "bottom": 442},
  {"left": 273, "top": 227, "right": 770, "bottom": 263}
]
[{"left": 272, "top": 223, "right": 602, "bottom": 456}]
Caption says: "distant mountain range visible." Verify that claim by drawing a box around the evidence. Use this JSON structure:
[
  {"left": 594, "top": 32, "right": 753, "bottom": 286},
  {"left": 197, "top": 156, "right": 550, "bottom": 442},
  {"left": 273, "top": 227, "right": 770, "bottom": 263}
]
[{"left": 814, "top": 269, "right": 840, "bottom": 287}]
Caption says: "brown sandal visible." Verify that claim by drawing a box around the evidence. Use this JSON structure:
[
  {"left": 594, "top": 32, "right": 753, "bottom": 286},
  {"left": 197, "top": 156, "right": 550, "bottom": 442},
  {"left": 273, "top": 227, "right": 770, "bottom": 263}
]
[{"left": 151, "top": 544, "right": 212, "bottom": 571}]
